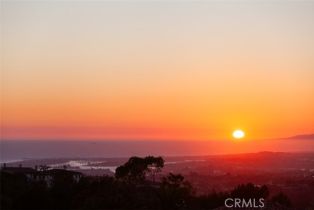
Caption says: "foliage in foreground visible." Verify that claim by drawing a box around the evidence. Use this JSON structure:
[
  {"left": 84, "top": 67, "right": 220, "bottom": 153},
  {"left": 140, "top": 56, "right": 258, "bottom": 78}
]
[{"left": 1, "top": 156, "right": 295, "bottom": 210}]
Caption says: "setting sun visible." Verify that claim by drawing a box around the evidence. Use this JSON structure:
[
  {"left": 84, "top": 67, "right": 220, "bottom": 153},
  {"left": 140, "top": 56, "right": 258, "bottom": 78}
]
[{"left": 232, "top": 130, "right": 245, "bottom": 139}]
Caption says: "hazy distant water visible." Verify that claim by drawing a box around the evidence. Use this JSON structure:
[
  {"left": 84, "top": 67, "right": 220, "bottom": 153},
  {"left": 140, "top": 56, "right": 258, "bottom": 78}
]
[{"left": 1, "top": 139, "right": 313, "bottom": 162}]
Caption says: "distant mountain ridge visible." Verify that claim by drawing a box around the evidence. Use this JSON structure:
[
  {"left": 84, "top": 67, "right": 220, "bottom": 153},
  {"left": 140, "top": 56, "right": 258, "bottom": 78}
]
[{"left": 283, "top": 134, "right": 314, "bottom": 140}]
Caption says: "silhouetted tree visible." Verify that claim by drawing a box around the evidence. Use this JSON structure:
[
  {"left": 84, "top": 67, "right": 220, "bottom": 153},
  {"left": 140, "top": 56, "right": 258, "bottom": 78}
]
[
  {"left": 115, "top": 156, "right": 164, "bottom": 183},
  {"left": 159, "top": 173, "right": 192, "bottom": 210},
  {"left": 146, "top": 156, "right": 164, "bottom": 182}
]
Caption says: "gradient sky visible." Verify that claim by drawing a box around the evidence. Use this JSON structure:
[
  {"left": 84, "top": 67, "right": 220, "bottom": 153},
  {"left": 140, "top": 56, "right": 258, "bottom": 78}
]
[{"left": 1, "top": 0, "right": 314, "bottom": 141}]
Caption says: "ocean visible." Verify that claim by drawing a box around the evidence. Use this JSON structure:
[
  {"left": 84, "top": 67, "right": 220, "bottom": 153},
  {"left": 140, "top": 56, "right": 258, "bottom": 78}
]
[{"left": 1, "top": 139, "right": 314, "bottom": 163}]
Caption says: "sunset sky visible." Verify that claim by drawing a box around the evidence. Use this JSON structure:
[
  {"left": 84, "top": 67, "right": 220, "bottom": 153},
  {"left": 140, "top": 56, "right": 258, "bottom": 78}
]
[{"left": 1, "top": 1, "right": 314, "bottom": 141}]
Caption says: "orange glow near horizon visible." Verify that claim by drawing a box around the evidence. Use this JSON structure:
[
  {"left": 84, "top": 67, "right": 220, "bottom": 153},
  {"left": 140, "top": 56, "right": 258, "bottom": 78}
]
[{"left": 1, "top": 1, "right": 314, "bottom": 142}]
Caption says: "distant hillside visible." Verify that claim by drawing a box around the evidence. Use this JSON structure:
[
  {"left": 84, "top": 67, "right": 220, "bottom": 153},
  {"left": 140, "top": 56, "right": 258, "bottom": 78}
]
[{"left": 283, "top": 134, "right": 314, "bottom": 140}]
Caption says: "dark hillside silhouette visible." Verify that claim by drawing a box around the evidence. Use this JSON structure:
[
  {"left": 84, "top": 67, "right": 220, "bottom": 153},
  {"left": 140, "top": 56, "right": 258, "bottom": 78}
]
[{"left": 0, "top": 156, "right": 297, "bottom": 210}]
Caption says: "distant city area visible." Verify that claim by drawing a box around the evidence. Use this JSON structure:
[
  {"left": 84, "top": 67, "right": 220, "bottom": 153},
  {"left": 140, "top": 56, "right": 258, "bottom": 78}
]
[{"left": 2, "top": 152, "right": 314, "bottom": 209}]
